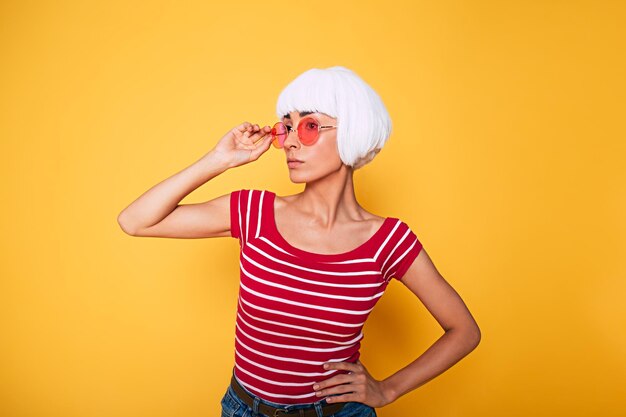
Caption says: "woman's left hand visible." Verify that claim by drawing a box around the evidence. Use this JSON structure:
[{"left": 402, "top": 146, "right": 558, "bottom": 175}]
[{"left": 312, "top": 359, "right": 394, "bottom": 408}]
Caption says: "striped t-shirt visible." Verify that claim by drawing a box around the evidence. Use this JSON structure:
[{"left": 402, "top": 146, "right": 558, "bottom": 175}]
[{"left": 228, "top": 189, "right": 424, "bottom": 404}]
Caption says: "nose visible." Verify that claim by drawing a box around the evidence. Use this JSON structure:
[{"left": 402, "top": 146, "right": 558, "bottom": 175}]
[{"left": 282, "top": 126, "right": 300, "bottom": 149}]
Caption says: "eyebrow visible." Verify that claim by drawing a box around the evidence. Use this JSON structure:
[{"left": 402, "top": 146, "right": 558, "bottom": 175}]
[{"left": 283, "top": 111, "right": 315, "bottom": 119}]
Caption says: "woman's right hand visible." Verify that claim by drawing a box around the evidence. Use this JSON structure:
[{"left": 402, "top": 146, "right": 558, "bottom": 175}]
[{"left": 211, "top": 121, "right": 274, "bottom": 169}]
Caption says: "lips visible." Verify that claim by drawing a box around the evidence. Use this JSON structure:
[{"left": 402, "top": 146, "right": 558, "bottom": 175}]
[
  {"left": 287, "top": 159, "right": 304, "bottom": 168},
  {"left": 287, "top": 158, "right": 304, "bottom": 163}
]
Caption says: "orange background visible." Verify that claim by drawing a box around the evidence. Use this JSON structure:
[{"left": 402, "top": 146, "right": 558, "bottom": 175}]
[{"left": 1, "top": 1, "right": 625, "bottom": 416}]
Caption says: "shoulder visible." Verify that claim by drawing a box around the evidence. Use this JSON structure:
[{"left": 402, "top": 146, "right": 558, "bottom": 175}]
[
  {"left": 231, "top": 188, "right": 276, "bottom": 199},
  {"left": 362, "top": 212, "right": 388, "bottom": 232},
  {"left": 273, "top": 190, "right": 295, "bottom": 206},
  {"left": 230, "top": 188, "right": 276, "bottom": 214}
]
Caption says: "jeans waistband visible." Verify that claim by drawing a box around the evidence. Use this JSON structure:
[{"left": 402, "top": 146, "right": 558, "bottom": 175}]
[
  {"left": 229, "top": 367, "right": 346, "bottom": 416},
  {"left": 232, "top": 369, "right": 328, "bottom": 410}
]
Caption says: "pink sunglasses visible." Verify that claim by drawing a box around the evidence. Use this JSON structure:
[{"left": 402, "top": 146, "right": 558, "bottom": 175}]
[{"left": 270, "top": 116, "right": 337, "bottom": 148}]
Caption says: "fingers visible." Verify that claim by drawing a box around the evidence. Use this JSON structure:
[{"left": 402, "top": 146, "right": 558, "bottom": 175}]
[
  {"left": 236, "top": 122, "right": 265, "bottom": 133},
  {"left": 235, "top": 121, "right": 252, "bottom": 133},
  {"left": 244, "top": 124, "right": 272, "bottom": 141},
  {"left": 236, "top": 121, "right": 272, "bottom": 141},
  {"left": 323, "top": 361, "right": 361, "bottom": 372},
  {"left": 248, "top": 124, "right": 271, "bottom": 134},
  {"left": 313, "top": 374, "right": 352, "bottom": 392},
  {"left": 246, "top": 126, "right": 273, "bottom": 158}
]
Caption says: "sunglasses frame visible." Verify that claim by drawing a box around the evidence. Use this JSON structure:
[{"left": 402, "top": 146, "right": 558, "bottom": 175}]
[{"left": 271, "top": 116, "right": 337, "bottom": 149}]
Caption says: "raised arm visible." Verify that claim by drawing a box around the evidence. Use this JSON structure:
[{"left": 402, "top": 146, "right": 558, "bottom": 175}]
[{"left": 117, "top": 121, "right": 273, "bottom": 238}]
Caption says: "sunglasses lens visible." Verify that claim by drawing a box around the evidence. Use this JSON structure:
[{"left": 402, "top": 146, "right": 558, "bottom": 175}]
[
  {"left": 271, "top": 122, "right": 287, "bottom": 148},
  {"left": 297, "top": 117, "right": 320, "bottom": 145},
  {"left": 271, "top": 117, "right": 322, "bottom": 148}
]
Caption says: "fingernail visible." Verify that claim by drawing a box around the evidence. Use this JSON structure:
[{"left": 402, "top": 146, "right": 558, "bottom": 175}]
[
  {"left": 323, "top": 364, "right": 329, "bottom": 369},
  {"left": 313, "top": 384, "right": 319, "bottom": 390}
]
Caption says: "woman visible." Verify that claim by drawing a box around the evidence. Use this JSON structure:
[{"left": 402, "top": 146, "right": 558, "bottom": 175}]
[{"left": 118, "top": 66, "right": 481, "bottom": 417}]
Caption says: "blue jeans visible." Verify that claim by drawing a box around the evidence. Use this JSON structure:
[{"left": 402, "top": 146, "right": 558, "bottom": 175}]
[{"left": 221, "top": 376, "right": 377, "bottom": 417}]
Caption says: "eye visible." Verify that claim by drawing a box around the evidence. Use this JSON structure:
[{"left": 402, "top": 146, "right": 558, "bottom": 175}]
[{"left": 304, "top": 121, "right": 318, "bottom": 131}]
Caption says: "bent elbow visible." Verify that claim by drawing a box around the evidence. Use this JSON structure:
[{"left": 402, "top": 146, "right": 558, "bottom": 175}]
[
  {"left": 117, "top": 212, "right": 137, "bottom": 236},
  {"left": 470, "top": 325, "right": 481, "bottom": 348}
]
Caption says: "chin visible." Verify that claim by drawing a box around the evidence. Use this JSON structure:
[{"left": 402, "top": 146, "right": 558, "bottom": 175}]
[
  {"left": 288, "top": 172, "right": 309, "bottom": 184},
  {"left": 288, "top": 167, "right": 335, "bottom": 184}
]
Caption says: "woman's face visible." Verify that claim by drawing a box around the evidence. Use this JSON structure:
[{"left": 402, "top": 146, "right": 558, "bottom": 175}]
[{"left": 282, "top": 111, "right": 344, "bottom": 183}]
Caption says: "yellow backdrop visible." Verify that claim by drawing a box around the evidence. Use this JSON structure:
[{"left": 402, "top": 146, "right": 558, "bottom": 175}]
[{"left": 1, "top": 1, "right": 624, "bottom": 416}]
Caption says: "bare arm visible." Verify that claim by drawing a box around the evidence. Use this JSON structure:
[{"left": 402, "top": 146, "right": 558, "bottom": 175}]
[
  {"left": 380, "top": 249, "right": 481, "bottom": 403},
  {"left": 117, "top": 151, "right": 231, "bottom": 237},
  {"left": 117, "top": 121, "right": 274, "bottom": 238},
  {"left": 310, "top": 249, "right": 481, "bottom": 408}
]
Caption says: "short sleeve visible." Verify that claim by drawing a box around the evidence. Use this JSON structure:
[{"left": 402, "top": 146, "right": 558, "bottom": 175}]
[
  {"left": 230, "top": 190, "right": 241, "bottom": 239},
  {"left": 228, "top": 189, "right": 265, "bottom": 246},
  {"left": 382, "top": 221, "right": 424, "bottom": 282}
]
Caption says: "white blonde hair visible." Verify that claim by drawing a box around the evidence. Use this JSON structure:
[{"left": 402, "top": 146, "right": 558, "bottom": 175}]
[{"left": 275, "top": 66, "right": 392, "bottom": 170}]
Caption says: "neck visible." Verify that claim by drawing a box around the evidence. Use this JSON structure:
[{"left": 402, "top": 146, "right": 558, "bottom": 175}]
[{"left": 296, "top": 164, "right": 364, "bottom": 229}]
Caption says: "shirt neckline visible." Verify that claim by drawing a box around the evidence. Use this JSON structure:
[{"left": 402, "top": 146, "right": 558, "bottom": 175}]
[{"left": 264, "top": 190, "right": 392, "bottom": 261}]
